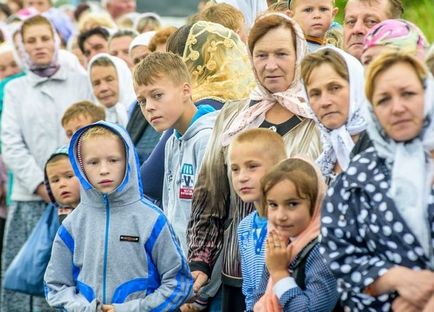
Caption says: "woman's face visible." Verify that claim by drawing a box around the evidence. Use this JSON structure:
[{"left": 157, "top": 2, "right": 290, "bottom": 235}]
[
  {"left": 306, "top": 63, "right": 350, "bottom": 130},
  {"left": 252, "top": 26, "right": 296, "bottom": 93},
  {"left": 90, "top": 64, "right": 119, "bottom": 108},
  {"left": 372, "top": 61, "right": 425, "bottom": 142},
  {"left": 23, "top": 23, "right": 55, "bottom": 66},
  {"left": 361, "top": 45, "right": 395, "bottom": 66}
]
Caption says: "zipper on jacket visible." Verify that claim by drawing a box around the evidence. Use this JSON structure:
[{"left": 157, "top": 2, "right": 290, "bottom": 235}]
[{"left": 102, "top": 194, "right": 110, "bottom": 303}]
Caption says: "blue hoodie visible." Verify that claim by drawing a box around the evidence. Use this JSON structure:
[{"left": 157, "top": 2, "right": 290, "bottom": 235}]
[{"left": 44, "top": 121, "right": 193, "bottom": 311}]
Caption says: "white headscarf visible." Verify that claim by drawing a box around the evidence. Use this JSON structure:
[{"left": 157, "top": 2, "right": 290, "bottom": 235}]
[
  {"left": 128, "top": 31, "right": 156, "bottom": 55},
  {"left": 368, "top": 76, "right": 434, "bottom": 261},
  {"left": 88, "top": 53, "right": 136, "bottom": 127},
  {"left": 133, "top": 13, "right": 162, "bottom": 33},
  {"left": 305, "top": 46, "right": 368, "bottom": 177},
  {"left": 221, "top": 13, "right": 313, "bottom": 146}
]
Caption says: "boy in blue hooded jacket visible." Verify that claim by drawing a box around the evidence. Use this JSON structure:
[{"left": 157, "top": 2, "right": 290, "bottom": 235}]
[{"left": 44, "top": 121, "right": 193, "bottom": 311}]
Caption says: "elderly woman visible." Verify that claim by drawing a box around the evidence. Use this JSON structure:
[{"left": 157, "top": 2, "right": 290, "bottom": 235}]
[
  {"left": 188, "top": 13, "right": 321, "bottom": 311},
  {"left": 1, "top": 15, "right": 92, "bottom": 312},
  {"left": 361, "top": 19, "right": 429, "bottom": 66},
  {"left": 301, "top": 46, "right": 368, "bottom": 181},
  {"left": 320, "top": 52, "right": 434, "bottom": 312}
]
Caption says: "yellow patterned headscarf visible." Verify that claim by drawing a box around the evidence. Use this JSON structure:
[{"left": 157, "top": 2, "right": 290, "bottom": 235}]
[{"left": 183, "top": 21, "right": 256, "bottom": 102}]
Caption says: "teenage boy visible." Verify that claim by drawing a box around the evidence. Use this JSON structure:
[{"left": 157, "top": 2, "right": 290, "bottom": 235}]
[
  {"left": 133, "top": 52, "right": 216, "bottom": 254},
  {"left": 44, "top": 122, "right": 193, "bottom": 311},
  {"left": 229, "top": 129, "right": 287, "bottom": 311},
  {"left": 288, "top": 0, "right": 338, "bottom": 52}
]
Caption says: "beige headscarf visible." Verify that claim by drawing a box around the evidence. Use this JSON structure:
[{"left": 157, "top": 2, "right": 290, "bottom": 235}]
[
  {"left": 222, "top": 13, "right": 314, "bottom": 146},
  {"left": 254, "top": 157, "right": 326, "bottom": 312},
  {"left": 183, "top": 21, "right": 256, "bottom": 103}
]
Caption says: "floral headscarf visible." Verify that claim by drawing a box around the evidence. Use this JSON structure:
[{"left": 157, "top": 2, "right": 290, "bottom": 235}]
[
  {"left": 183, "top": 20, "right": 255, "bottom": 103},
  {"left": 363, "top": 19, "right": 428, "bottom": 61},
  {"left": 221, "top": 13, "right": 313, "bottom": 146}
]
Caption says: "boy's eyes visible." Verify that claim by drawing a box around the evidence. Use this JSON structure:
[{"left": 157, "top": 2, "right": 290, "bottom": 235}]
[
  {"left": 230, "top": 166, "right": 239, "bottom": 172},
  {"left": 137, "top": 98, "right": 146, "bottom": 106},
  {"left": 85, "top": 160, "right": 98, "bottom": 166},
  {"left": 152, "top": 93, "right": 163, "bottom": 100}
]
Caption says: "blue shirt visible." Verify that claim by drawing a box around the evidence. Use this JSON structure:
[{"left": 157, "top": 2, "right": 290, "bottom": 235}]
[
  {"left": 253, "top": 243, "right": 338, "bottom": 312},
  {"left": 238, "top": 211, "right": 267, "bottom": 311}
]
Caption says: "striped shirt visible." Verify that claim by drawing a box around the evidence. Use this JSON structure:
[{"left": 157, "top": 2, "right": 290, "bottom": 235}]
[{"left": 253, "top": 243, "right": 338, "bottom": 312}]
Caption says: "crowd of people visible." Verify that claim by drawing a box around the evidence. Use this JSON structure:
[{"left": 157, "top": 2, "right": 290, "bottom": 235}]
[{"left": 0, "top": 0, "right": 433, "bottom": 311}]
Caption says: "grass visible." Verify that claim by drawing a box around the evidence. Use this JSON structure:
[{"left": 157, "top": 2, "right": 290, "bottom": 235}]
[{"left": 335, "top": 0, "right": 434, "bottom": 42}]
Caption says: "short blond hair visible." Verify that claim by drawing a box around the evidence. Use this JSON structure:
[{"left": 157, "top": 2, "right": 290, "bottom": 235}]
[
  {"left": 229, "top": 129, "right": 287, "bottom": 164},
  {"left": 199, "top": 3, "right": 244, "bottom": 32},
  {"left": 61, "top": 101, "right": 106, "bottom": 127},
  {"left": 289, "top": 0, "right": 335, "bottom": 10},
  {"left": 365, "top": 52, "right": 427, "bottom": 104},
  {"left": 80, "top": 125, "right": 118, "bottom": 141},
  {"left": 133, "top": 52, "right": 191, "bottom": 86}
]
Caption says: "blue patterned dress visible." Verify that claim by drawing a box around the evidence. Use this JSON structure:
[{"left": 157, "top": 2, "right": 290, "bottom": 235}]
[{"left": 320, "top": 146, "right": 434, "bottom": 312}]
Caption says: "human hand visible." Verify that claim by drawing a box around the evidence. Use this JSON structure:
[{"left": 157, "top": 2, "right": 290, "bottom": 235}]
[
  {"left": 392, "top": 297, "right": 420, "bottom": 312},
  {"left": 422, "top": 294, "right": 434, "bottom": 312},
  {"left": 393, "top": 268, "right": 434, "bottom": 309},
  {"left": 180, "top": 303, "right": 201, "bottom": 312},
  {"left": 35, "top": 183, "right": 50, "bottom": 203},
  {"left": 265, "top": 230, "right": 291, "bottom": 283},
  {"left": 102, "top": 305, "right": 115, "bottom": 312},
  {"left": 191, "top": 271, "right": 208, "bottom": 293}
]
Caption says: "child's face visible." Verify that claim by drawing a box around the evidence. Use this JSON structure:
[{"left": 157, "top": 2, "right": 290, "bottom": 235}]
[
  {"left": 266, "top": 179, "right": 312, "bottom": 239},
  {"left": 90, "top": 64, "right": 120, "bottom": 108},
  {"left": 81, "top": 135, "right": 126, "bottom": 193},
  {"left": 134, "top": 75, "right": 192, "bottom": 133},
  {"left": 63, "top": 114, "right": 95, "bottom": 140},
  {"left": 46, "top": 157, "right": 80, "bottom": 208},
  {"left": 230, "top": 142, "right": 276, "bottom": 204},
  {"left": 291, "top": 0, "right": 337, "bottom": 38}
]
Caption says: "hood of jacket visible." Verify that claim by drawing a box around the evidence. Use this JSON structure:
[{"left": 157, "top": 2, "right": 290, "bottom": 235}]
[
  {"left": 174, "top": 104, "right": 216, "bottom": 141},
  {"left": 69, "top": 121, "right": 143, "bottom": 208},
  {"left": 44, "top": 145, "right": 69, "bottom": 207}
]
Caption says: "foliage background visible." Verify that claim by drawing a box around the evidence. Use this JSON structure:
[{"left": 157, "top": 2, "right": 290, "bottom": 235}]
[{"left": 335, "top": 0, "right": 434, "bottom": 42}]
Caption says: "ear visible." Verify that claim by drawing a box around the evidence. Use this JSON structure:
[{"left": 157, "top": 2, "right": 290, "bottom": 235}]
[
  {"left": 286, "top": 9, "right": 294, "bottom": 18},
  {"left": 182, "top": 82, "right": 192, "bottom": 99},
  {"left": 332, "top": 7, "right": 339, "bottom": 19}
]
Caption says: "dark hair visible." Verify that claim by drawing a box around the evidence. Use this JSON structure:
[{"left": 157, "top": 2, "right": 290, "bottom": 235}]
[
  {"left": 78, "top": 27, "right": 109, "bottom": 54},
  {"left": 0, "top": 3, "right": 11, "bottom": 18},
  {"left": 74, "top": 3, "right": 90, "bottom": 22},
  {"left": 166, "top": 24, "right": 192, "bottom": 56}
]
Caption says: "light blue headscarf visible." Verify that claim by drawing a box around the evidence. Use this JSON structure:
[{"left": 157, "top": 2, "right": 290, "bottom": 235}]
[{"left": 368, "top": 75, "right": 434, "bottom": 262}]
